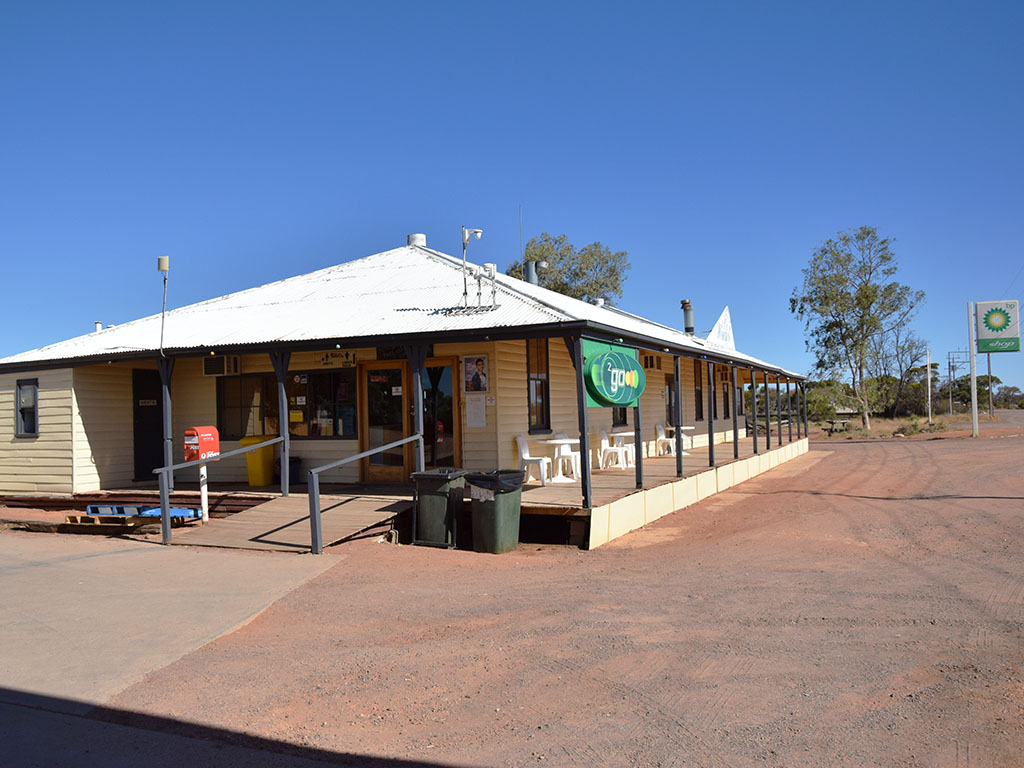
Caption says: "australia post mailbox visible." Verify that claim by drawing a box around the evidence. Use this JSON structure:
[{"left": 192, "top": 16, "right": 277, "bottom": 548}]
[{"left": 184, "top": 426, "right": 220, "bottom": 462}]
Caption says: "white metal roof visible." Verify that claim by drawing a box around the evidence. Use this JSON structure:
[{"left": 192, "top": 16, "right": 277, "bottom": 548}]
[{"left": 0, "top": 242, "right": 802, "bottom": 378}]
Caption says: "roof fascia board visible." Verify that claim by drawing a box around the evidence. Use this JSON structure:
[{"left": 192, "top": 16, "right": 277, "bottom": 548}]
[{"left": 0, "top": 319, "right": 804, "bottom": 380}]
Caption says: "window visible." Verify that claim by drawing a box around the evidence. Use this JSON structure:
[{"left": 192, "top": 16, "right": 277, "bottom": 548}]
[
  {"left": 664, "top": 374, "right": 677, "bottom": 427},
  {"left": 527, "top": 338, "right": 550, "bottom": 432},
  {"left": 217, "top": 370, "right": 357, "bottom": 440},
  {"left": 219, "top": 374, "right": 270, "bottom": 440},
  {"left": 16, "top": 379, "right": 38, "bottom": 437},
  {"left": 722, "top": 382, "right": 730, "bottom": 419},
  {"left": 693, "top": 359, "right": 704, "bottom": 421},
  {"left": 612, "top": 406, "right": 628, "bottom": 427}
]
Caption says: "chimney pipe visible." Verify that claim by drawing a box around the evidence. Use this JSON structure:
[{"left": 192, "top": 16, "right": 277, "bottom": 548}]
[
  {"left": 592, "top": 298, "right": 605, "bottom": 307},
  {"left": 407, "top": 233, "right": 426, "bottom": 247},
  {"left": 681, "top": 299, "right": 694, "bottom": 335},
  {"left": 524, "top": 261, "right": 538, "bottom": 285},
  {"left": 94, "top": 321, "right": 103, "bottom": 333}
]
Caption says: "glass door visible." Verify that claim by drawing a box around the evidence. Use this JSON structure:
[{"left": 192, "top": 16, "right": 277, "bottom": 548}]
[
  {"left": 423, "top": 359, "right": 460, "bottom": 468},
  {"left": 360, "top": 362, "right": 409, "bottom": 483}
]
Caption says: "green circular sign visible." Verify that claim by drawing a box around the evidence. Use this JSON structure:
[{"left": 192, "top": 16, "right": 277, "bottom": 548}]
[{"left": 585, "top": 351, "right": 647, "bottom": 406}]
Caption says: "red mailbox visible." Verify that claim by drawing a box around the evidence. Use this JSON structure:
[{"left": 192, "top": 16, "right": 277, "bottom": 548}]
[{"left": 184, "top": 426, "right": 220, "bottom": 462}]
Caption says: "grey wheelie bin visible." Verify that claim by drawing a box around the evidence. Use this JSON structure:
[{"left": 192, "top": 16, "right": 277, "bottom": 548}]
[
  {"left": 411, "top": 468, "right": 468, "bottom": 547},
  {"left": 466, "top": 470, "right": 525, "bottom": 554}
]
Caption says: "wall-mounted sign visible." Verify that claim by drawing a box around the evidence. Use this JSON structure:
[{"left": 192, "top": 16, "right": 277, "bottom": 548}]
[
  {"left": 319, "top": 350, "right": 357, "bottom": 368},
  {"left": 705, "top": 306, "right": 736, "bottom": 353},
  {"left": 582, "top": 340, "right": 646, "bottom": 407},
  {"left": 976, "top": 300, "right": 1020, "bottom": 353}
]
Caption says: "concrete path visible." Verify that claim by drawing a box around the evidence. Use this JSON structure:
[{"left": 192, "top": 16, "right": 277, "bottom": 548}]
[{"left": 0, "top": 531, "right": 338, "bottom": 714}]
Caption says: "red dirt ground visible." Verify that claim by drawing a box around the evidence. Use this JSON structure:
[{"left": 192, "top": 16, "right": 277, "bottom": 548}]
[{"left": 92, "top": 428, "right": 1024, "bottom": 766}]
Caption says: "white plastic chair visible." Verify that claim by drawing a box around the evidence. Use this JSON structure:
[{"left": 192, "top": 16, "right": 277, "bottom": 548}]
[
  {"left": 599, "top": 430, "right": 629, "bottom": 469},
  {"left": 515, "top": 435, "right": 552, "bottom": 486},
  {"left": 553, "top": 433, "right": 581, "bottom": 479},
  {"left": 655, "top": 424, "right": 675, "bottom": 456}
]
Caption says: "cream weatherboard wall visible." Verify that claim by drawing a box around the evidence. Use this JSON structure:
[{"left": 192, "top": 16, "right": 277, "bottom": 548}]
[
  {"left": 72, "top": 363, "right": 149, "bottom": 492},
  {"left": 0, "top": 369, "right": 75, "bottom": 496},
  {"left": 493, "top": 341, "right": 749, "bottom": 473}
]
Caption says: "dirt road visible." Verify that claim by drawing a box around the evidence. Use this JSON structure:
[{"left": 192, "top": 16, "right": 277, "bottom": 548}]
[{"left": 48, "top": 430, "right": 1024, "bottom": 765}]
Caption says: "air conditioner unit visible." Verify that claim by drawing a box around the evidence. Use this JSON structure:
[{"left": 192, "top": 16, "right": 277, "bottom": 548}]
[{"left": 203, "top": 355, "right": 240, "bottom": 377}]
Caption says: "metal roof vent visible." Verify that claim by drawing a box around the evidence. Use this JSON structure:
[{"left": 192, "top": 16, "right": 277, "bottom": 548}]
[
  {"left": 592, "top": 298, "right": 606, "bottom": 307},
  {"left": 407, "top": 233, "right": 426, "bottom": 247}
]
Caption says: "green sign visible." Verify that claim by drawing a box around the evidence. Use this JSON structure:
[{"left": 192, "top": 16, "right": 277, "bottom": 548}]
[
  {"left": 582, "top": 340, "right": 646, "bottom": 407},
  {"left": 976, "top": 300, "right": 1020, "bottom": 353}
]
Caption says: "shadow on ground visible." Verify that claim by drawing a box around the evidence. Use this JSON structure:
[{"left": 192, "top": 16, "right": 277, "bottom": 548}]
[{"left": 2, "top": 687, "right": 464, "bottom": 768}]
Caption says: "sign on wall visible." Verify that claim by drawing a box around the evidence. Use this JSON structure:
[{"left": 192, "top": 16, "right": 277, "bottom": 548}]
[
  {"left": 976, "top": 300, "right": 1020, "bottom": 353},
  {"left": 582, "top": 340, "right": 647, "bottom": 407}
]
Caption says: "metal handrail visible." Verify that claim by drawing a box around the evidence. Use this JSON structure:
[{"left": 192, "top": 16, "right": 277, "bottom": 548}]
[
  {"left": 152, "top": 436, "right": 284, "bottom": 475},
  {"left": 307, "top": 434, "right": 423, "bottom": 555},
  {"left": 153, "top": 436, "right": 284, "bottom": 546}
]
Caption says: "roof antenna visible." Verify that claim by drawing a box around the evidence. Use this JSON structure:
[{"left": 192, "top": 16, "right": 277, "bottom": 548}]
[
  {"left": 461, "top": 226, "right": 482, "bottom": 306},
  {"left": 519, "top": 204, "right": 523, "bottom": 261},
  {"left": 157, "top": 256, "right": 170, "bottom": 356}
]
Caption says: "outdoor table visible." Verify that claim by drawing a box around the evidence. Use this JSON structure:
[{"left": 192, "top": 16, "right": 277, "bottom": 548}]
[
  {"left": 825, "top": 419, "right": 850, "bottom": 436},
  {"left": 538, "top": 437, "right": 581, "bottom": 483},
  {"left": 609, "top": 429, "right": 636, "bottom": 468}
]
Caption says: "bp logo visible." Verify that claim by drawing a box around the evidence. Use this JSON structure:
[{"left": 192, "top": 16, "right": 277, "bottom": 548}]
[
  {"left": 585, "top": 351, "right": 646, "bottom": 406},
  {"left": 983, "top": 307, "right": 1011, "bottom": 333}
]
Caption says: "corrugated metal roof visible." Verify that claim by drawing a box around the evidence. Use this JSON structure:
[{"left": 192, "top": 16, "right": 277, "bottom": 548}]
[{"left": 0, "top": 243, "right": 803, "bottom": 378}]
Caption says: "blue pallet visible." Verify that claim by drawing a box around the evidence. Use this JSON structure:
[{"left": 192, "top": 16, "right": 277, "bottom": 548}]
[{"left": 86, "top": 504, "right": 201, "bottom": 519}]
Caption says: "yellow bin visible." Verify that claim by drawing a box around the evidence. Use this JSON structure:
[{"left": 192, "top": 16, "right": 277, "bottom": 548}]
[{"left": 239, "top": 436, "right": 275, "bottom": 487}]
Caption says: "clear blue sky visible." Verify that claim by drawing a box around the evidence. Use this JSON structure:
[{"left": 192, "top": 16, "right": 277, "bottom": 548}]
[{"left": 3, "top": 1, "right": 1023, "bottom": 391}]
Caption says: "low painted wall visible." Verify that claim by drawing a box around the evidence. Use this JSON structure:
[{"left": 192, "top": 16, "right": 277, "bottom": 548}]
[{"left": 588, "top": 437, "right": 810, "bottom": 549}]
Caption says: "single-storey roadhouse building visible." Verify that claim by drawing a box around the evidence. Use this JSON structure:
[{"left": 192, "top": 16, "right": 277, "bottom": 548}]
[{"left": 0, "top": 234, "right": 807, "bottom": 549}]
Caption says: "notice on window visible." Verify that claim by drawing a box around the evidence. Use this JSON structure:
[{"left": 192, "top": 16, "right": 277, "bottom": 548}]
[{"left": 466, "top": 394, "right": 486, "bottom": 428}]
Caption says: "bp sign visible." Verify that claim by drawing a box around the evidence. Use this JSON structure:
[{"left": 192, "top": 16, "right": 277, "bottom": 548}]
[
  {"left": 976, "top": 300, "right": 1020, "bottom": 353},
  {"left": 582, "top": 340, "right": 646, "bottom": 407}
]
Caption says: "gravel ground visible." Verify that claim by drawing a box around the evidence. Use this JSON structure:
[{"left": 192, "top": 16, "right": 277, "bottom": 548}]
[{"left": 81, "top": 425, "right": 1024, "bottom": 767}]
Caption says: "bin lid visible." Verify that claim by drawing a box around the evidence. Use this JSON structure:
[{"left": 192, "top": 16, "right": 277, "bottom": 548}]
[
  {"left": 465, "top": 469, "right": 525, "bottom": 493},
  {"left": 410, "top": 468, "right": 469, "bottom": 479}
]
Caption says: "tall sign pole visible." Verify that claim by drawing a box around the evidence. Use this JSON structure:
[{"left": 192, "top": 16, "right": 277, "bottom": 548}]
[
  {"left": 987, "top": 353, "right": 994, "bottom": 418},
  {"left": 926, "top": 347, "right": 932, "bottom": 425},
  {"left": 968, "top": 302, "right": 979, "bottom": 438}
]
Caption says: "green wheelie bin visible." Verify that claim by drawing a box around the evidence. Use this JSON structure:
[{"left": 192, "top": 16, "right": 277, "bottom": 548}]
[
  {"left": 411, "top": 468, "right": 468, "bottom": 547},
  {"left": 466, "top": 470, "right": 525, "bottom": 554}
]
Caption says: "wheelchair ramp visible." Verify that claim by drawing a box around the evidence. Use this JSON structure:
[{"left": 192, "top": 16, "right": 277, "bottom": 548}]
[{"left": 171, "top": 492, "right": 411, "bottom": 553}]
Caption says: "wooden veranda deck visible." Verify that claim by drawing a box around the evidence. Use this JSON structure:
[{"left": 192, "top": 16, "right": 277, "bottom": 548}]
[{"left": 171, "top": 491, "right": 411, "bottom": 553}]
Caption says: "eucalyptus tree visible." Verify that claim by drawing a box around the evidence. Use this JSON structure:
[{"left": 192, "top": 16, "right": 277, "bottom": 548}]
[
  {"left": 506, "top": 232, "right": 630, "bottom": 305},
  {"left": 791, "top": 226, "right": 925, "bottom": 430}
]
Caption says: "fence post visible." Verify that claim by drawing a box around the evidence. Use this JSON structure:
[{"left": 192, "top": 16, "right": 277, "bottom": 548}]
[{"left": 308, "top": 472, "right": 323, "bottom": 555}]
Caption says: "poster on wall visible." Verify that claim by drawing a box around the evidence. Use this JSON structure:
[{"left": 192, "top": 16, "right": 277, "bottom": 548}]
[
  {"left": 462, "top": 355, "right": 489, "bottom": 393},
  {"left": 465, "top": 394, "right": 487, "bottom": 428}
]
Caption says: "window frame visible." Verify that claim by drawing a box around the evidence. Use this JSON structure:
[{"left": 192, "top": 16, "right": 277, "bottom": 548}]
[
  {"left": 693, "top": 359, "right": 704, "bottom": 421},
  {"left": 15, "top": 378, "right": 39, "bottom": 438},
  {"left": 526, "top": 338, "right": 551, "bottom": 434},
  {"left": 216, "top": 369, "right": 359, "bottom": 441},
  {"left": 611, "top": 406, "right": 628, "bottom": 427}
]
